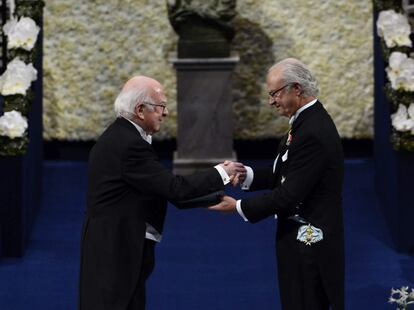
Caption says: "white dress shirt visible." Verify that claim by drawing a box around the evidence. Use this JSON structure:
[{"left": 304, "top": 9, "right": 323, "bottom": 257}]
[
  {"left": 236, "top": 99, "right": 318, "bottom": 222},
  {"left": 123, "top": 116, "right": 230, "bottom": 241}
]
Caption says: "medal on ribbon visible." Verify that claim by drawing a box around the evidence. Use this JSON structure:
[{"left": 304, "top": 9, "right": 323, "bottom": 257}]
[{"left": 296, "top": 224, "right": 324, "bottom": 245}]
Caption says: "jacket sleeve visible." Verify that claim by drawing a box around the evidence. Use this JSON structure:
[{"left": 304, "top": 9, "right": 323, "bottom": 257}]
[
  {"left": 121, "top": 141, "right": 224, "bottom": 204},
  {"left": 247, "top": 167, "right": 274, "bottom": 191},
  {"left": 241, "top": 135, "right": 327, "bottom": 223},
  {"left": 175, "top": 190, "right": 225, "bottom": 209}
]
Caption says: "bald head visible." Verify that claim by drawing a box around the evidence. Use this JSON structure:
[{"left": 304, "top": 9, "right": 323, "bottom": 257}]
[
  {"left": 122, "top": 75, "right": 159, "bottom": 91},
  {"left": 114, "top": 75, "right": 167, "bottom": 118}
]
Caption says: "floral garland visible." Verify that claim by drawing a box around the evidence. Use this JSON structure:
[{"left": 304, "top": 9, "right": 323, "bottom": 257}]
[
  {"left": 0, "top": 0, "right": 43, "bottom": 156},
  {"left": 374, "top": 0, "right": 414, "bottom": 152}
]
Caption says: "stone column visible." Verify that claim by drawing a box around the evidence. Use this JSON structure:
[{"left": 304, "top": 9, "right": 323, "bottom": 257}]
[{"left": 171, "top": 55, "right": 239, "bottom": 174}]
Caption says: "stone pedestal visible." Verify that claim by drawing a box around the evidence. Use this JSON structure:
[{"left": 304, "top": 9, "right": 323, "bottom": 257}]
[{"left": 171, "top": 55, "right": 239, "bottom": 174}]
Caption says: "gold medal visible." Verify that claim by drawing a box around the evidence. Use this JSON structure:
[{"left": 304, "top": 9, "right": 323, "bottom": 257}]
[{"left": 304, "top": 224, "right": 314, "bottom": 245}]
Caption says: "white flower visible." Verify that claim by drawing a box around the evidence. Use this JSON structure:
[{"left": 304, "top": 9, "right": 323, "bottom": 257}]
[
  {"left": 0, "top": 58, "right": 37, "bottom": 96},
  {"left": 3, "top": 16, "right": 40, "bottom": 51},
  {"left": 409, "top": 288, "right": 414, "bottom": 300},
  {"left": 389, "top": 286, "right": 414, "bottom": 307},
  {"left": 391, "top": 104, "right": 414, "bottom": 132},
  {"left": 377, "top": 10, "right": 412, "bottom": 48},
  {"left": 0, "top": 110, "right": 28, "bottom": 138},
  {"left": 386, "top": 52, "right": 414, "bottom": 91}
]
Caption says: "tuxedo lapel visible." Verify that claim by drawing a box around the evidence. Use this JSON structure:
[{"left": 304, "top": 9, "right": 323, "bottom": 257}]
[
  {"left": 271, "top": 102, "right": 321, "bottom": 186},
  {"left": 272, "top": 132, "right": 289, "bottom": 186}
]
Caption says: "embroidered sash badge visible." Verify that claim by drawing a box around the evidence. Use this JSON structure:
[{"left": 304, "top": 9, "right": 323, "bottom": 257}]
[{"left": 296, "top": 224, "right": 323, "bottom": 245}]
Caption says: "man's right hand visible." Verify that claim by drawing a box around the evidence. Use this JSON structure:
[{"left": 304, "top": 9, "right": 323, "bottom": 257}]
[{"left": 220, "top": 161, "right": 247, "bottom": 185}]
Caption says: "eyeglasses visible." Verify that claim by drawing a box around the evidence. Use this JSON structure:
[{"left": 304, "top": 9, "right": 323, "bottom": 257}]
[
  {"left": 268, "top": 84, "right": 290, "bottom": 99},
  {"left": 142, "top": 102, "right": 168, "bottom": 114}
]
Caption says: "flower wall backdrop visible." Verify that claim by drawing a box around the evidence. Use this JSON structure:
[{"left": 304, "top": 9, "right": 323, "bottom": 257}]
[{"left": 43, "top": 1, "right": 374, "bottom": 140}]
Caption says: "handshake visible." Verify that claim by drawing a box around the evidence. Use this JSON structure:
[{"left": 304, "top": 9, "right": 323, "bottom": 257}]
[
  {"left": 212, "top": 160, "right": 246, "bottom": 214},
  {"left": 219, "top": 160, "right": 247, "bottom": 187},
  {"left": 179, "top": 161, "right": 245, "bottom": 213}
]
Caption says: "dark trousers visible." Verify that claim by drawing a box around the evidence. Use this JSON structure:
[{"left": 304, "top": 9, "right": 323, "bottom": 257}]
[
  {"left": 279, "top": 243, "right": 329, "bottom": 310},
  {"left": 277, "top": 222, "right": 330, "bottom": 310},
  {"left": 127, "top": 239, "right": 156, "bottom": 310}
]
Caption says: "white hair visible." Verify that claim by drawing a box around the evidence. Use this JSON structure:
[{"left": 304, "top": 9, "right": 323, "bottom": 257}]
[
  {"left": 113, "top": 86, "right": 155, "bottom": 118},
  {"left": 269, "top": 59, "right": 319, "bottom": 98}
]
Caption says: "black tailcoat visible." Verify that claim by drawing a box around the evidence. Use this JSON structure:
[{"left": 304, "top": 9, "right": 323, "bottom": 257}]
[
  {"left": 241, "top": 102, "right": 344, "bottom": 310},
  {"left": 79, "top": 117, "right": 224, "bottom": 310}
]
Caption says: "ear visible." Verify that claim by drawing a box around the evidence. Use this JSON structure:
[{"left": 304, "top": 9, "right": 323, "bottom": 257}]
[
  {"left": 294, "top": 83, "right": 303, "bottom": 96},
  {"left": 135, "top": 104, "right": 146, "bottom": 120}
]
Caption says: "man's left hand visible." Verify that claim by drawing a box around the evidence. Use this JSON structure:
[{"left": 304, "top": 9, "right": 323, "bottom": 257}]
[{"left": 208, "top": 195, "right": 237, "bottom": 213}]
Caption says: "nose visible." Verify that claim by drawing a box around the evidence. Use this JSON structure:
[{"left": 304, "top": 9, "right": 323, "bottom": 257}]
[{"left": 268, "top": 96, "right": 276, "bottom": 106}]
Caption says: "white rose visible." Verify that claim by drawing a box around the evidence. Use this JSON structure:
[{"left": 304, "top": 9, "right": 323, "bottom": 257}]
[
  {"left": 0, "top": 58, "right": 37, "bottom": 96},
  {"left": 391, "top": 104, "right": 414, "bottom": 132},
  {"left": 386, "top": 52, "right": 414, "bottom": 91},
  {"left": 386, "top": 52, "right": 406, "bottom": 88},
  {"left": 0, "top": 110, "right": 28, "bottom": 138},
  {"left": 3, "top": 16, "right": 40, "bottom": 51},
  {"left": 388, "top": 52, "right": 406, "bottom": 71},
  {"left": 377, "top": 10, "right": 412, "bottom": 48}
]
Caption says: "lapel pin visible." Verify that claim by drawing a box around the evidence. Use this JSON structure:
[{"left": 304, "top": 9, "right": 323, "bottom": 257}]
[{"left": 286, "top": 129, "right": 292, "bottom": 146}]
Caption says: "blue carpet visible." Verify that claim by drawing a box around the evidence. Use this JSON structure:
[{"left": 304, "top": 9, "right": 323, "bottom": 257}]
[{"left": 0, "top": 159, "right": 413, "bottom": 309}]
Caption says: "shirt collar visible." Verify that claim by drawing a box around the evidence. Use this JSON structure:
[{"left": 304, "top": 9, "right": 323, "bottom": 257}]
[
  {"left": 289, "top": 98, "right": 318, "bottom": 126},
  {"left": 122, "top": 116, "right": 152, "bottom": 144}
]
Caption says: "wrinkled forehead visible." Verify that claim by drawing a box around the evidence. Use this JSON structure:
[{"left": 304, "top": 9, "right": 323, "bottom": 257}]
[{"left": 152, "top": 85, "right": 167, "bottom": 103}]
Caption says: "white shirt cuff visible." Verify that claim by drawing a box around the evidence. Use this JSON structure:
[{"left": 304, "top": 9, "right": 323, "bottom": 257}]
[
  {"left": 241, "top": 166, "right": 253, "bottom": 190},
  {"left": 236, "top": 200, "right": 249, "bottom": 222},
  {"left": 214, "top": 165, "right": 231, "bottom": 185},
  {"left": 145, "top": 223, "right": 162, "bottom": 242}
]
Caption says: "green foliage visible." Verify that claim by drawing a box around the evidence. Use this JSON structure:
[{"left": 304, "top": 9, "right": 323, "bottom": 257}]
[
  {"left": 15, "top": 0, "right": 45, "bottom": 21},
  {"left": 373, "top": 0, "right": 404, "bottom": 12},
  {"left": 391, "top": 131, "right": 414, "bottom": 152},
  {"left": 0, "top": 136, "right": 28, "bottom": 156},
  {"left": 3, "top": 93, "right": 33, "bottom": 116},
  {"left": 379, "top": 39, "right": 411, "bottom": 61},
  {"left": 384, "top": 84, "right": 414, "bottom": 110}
]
